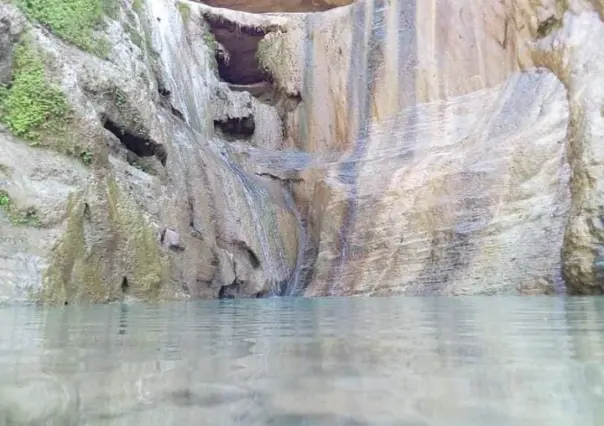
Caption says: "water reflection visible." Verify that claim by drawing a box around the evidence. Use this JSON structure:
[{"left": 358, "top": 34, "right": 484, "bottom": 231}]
[{"left": 0, "top": 297, "right": 603, "bottom": 425}]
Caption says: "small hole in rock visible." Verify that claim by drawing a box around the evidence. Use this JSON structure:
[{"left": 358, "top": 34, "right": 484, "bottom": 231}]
[
  {"left": 246, "top": 247, "right": 260, "bottom": 269},
  {"left": 121, "top": 277, "right": 129, "bottom": 293},
  {"left": 232, "top": 240, "right": 261, "bottom": 269},
  {"left": 169, "top": 105, "right": 185, "bottom": 121},
  {"left": 158, "top": 84, "right": 171, "bottom": 97},
  {"left": 102, "top": 115, "right": 167, "bottom": 166},
  {"left": 214, "top": 116, "right": 255, "bottom": 140},
  {"left": 218, "top": 286, "right": 235, "bottom": 299},
  {"left": 83, "top": 202, "right": 91, "bottom": 219}
]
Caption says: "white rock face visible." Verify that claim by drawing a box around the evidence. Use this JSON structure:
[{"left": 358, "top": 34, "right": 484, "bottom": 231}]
[{"left": 235, "top": 0, "right": 604, "bottom": 295}]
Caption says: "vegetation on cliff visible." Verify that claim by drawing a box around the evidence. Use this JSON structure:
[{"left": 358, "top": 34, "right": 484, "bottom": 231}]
[
  {"left": 0, "top": 38, "right": 95, "bottom": 165},
  {"left": 14, "top": 0, "right": 118, "bottom": 56},
  {"left": 177, "top": 1, "right": 190, "bottom": 23},
  {"left": 0, "top": 42, "right": 69, "bottom": 143},
  {"left": 0, "top": 190, "right": 40, "bottom": 227}
]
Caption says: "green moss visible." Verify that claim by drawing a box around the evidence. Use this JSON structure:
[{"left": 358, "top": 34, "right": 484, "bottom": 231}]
[
  {"left": 14, "top": 0, "right": 119, "bottom": 56},
  {"left": 0, "top": 190, "right": 8, "bottom": 208},
  {"left": 202, "top": 31, "right": 217, "bottom": 49},
  {"left": 0, "top": 85, "right": 8, "bottom": 105},
  {"left": 105, "top": 175, "right": 165, "bottom": 298},
  {"left": 177, "top": 2, "right": 190, "bottom": 23},
  {"left": 41, "top": 177, "right": 166, "bottom": 304},
  {"left": 123, "top": 21, "right": 144, "bottom": 49},
  {"left": 124, "top": 0, "right": 145, "bottom": 50},
  {"left": 132, "top": 0, "right": 143, "bottom": 13},
  {"left": 0, "top": 190, "right": 41, "bottom": 227},
  {"left": 201, "top": 30, "right": 219, "bottom": 72},
  {"left": 113, "top": 87, "right": 127, "bottom": 109},
  {"left": 80, "top": 150, "right": 93, "bottom": 165},
  {"left": 41, "top": 195, "right": 104, "bottom": 304},
  {"left": 256, "top": 33, "right": 290, "bottom": 80},
  {"left": 0, "top": 43, "right": 70, "bottom": 143}
]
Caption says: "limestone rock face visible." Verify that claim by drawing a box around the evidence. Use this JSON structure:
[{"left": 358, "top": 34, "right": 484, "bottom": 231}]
[
  {"left": 232, "top": 0, "right": 604, "bottom": 296},
  {"left": 2, "top": 0, "right": 604, "bottom": 301},
  {"left": 0, "top": 1, "right": 300, "bottom": 303}
]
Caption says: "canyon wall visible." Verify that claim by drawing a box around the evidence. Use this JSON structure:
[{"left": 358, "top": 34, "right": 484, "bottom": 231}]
[
  {"left": 0, "top": 0, "right": 300, "bottom": 303},
  {"left": 241, "top": 0, "right": 604, "bottom": 295},
  {"left": 1, "top": 0, "right": 604, "bottom": 301}
]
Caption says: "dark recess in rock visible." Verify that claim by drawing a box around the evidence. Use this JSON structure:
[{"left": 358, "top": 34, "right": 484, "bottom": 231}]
[
  {"left": 83, "top": 202, "right": 91, "bottom": 219},
  {"left": 102, "top": 115, "right": 167, "bottom": 166},
  {"left": 121, "top": 277, "right": 129, "bottom": 293},
  {"left": 169, "top": 105, "right": 185, "bottom": 121},
  {"left": 214, "top": 116, "right": 255, "bottom": 140},
  {"left": 218, "top": 284, "right": 236, "bottom": 299},
  {"left": 245, "top": 246, "right": 260, "bottom": 268},
  {"left": 156, "top": 79, "right": 186, "bottom": 121},
  {"left": 157, "top": 81, "right": 171, "bottom": 98},
  {"left": 205, "top": 17, "right": 269, "bottom": 85}
]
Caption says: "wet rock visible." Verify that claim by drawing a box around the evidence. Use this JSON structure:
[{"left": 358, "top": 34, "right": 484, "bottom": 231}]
[
  {"left": 0, "top": 17, "right": 12, "bottom": 85},
  {"left": 0, "top": 8, "right": 23, "bottom": 86},
  {"left": 4, "top": 0, "right": 604, "bottom": 299},
  {"left": 0, "top": 1, "right": 300, "bottom": 302},
  {"left": 162, "top": 228, "right": 185, "bottom": 251}
]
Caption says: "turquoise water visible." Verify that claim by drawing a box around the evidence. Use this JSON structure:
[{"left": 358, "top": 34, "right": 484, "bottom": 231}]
[{"left": 1, "top": 297, "right": 603, "bottom": 425}]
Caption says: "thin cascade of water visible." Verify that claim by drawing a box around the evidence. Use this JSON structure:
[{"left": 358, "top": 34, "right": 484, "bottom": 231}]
[
  {"left": 280, "top": 187, "right": 308, "bottom": 297},
  {"left": 218, "top": 150, "right": 293, "bottom": 294}
]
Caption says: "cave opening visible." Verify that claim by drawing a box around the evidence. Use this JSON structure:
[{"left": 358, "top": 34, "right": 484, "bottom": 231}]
[
  {"left": 214, "top": 116, "right": 256, "bottom": 140},
  {"left": 102, "top": 116, "right": 167, "bottom": 167},
  {"left": 205, "top": 17, "right": 270, "bottom": 86}
]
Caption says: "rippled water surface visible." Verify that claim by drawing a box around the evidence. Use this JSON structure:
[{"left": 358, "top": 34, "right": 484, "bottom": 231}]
[{"left": 1, "top": 297, "right": 604, "bottom": 425}]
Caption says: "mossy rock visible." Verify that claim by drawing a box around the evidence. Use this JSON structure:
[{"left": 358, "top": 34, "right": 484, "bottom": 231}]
[
  {"left": 0, "top": 41, "right": 70, "bottom": 143},
  {"left": 0, "top": 39, "right": 103, "bottom": 166},
  {"left": 0, "top": 189, "right": 41, "bottom": 227},
  {"left": 41, "top": 175, "right": 168, "bottom": 304},
  {"left": 177, "top": 2, "right": 190, "bottom": 23},
  {"left": 14, "top": 0, "right": 120, "bottom": 56}
]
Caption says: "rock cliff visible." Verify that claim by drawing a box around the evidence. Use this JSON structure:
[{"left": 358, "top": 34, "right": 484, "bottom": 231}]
[{"left": 1, "top": 0, "right": 603, "bottom": 302}]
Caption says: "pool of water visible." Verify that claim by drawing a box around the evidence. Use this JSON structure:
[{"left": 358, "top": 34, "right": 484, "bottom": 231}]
[{"left": 0, "top": 297, "right": 603, "bottom": 425}]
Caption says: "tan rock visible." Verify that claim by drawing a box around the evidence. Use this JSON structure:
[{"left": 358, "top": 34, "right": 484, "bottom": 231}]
[
  {"left": 194, "top": 0, "right": 352, "bottom": 13},
  {"left": 241, "top": 0, "right": 601, "bottom": 295}
]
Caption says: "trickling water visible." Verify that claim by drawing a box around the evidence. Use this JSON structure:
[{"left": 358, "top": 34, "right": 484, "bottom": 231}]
[
  {"left": 280, "top": 186, "right": 308, "bottom": 296},
  {"left": 223, "top": 154, "right": 291, "bottom": 291}
]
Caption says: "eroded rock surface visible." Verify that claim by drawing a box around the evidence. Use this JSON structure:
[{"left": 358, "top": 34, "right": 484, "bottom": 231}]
[
  {"left": 218, "top": 0, "right": 604, "bottom": 296},
  {"left": 0, "top": 1, "right": 299, "bottom": 303}
]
